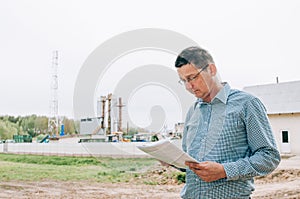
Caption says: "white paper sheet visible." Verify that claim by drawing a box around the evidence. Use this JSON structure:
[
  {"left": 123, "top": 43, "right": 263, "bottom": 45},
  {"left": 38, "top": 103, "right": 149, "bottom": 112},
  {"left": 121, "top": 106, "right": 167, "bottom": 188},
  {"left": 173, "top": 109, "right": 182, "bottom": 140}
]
[{"left": 137, "top": 139, "right": 198, "bottom": 169}]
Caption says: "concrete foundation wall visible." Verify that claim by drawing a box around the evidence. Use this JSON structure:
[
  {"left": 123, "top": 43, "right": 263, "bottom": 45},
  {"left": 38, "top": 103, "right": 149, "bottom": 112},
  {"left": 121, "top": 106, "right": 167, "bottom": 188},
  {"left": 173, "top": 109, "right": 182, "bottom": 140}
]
[{"left": 0, "top": 140, "right": 182, "bottom": 158}]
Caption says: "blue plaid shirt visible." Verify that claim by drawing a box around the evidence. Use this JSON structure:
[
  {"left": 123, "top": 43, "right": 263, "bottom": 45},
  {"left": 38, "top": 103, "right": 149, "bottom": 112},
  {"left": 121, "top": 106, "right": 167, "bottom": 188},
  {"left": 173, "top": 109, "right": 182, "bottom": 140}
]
[{"left": 181, "top": 83, "right": 280, "bottom": 199}]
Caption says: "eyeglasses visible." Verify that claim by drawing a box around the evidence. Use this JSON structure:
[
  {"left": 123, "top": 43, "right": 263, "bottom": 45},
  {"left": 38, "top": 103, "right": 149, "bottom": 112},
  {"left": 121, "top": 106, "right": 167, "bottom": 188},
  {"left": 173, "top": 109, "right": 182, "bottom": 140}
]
[{"left": 178, "top": 64, "right": 209, "bottom": 85}]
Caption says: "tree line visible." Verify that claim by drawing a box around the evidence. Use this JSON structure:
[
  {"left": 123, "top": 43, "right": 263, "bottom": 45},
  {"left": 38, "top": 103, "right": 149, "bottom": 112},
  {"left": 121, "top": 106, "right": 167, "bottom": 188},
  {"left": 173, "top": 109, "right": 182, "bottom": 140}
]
[{"left": 0, "top": 115, "right": 79, "bottom": 140}]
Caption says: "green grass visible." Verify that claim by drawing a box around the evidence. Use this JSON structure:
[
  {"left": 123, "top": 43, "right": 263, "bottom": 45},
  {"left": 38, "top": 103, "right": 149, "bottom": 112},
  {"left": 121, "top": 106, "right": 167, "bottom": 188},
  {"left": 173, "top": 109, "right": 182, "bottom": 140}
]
[
  {"left": 0, "top": 153, "right": 99, "bottom": 165},
  {"left": 0, "top": 153, "right": 157, "bottom": 183}
]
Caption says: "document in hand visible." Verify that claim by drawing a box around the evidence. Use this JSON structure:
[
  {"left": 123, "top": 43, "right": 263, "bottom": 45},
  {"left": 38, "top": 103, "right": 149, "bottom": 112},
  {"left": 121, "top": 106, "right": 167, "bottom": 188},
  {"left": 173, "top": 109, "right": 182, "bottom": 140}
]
[{"left": 137, "top": 139, "right": 199, "bottom": 169}]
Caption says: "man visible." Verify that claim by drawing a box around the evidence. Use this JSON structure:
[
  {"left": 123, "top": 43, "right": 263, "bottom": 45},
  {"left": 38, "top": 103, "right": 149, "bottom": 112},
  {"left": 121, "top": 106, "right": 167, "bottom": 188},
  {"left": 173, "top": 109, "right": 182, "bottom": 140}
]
[{"left": 175, "top": 46, "right": 280, "bottom": 198}]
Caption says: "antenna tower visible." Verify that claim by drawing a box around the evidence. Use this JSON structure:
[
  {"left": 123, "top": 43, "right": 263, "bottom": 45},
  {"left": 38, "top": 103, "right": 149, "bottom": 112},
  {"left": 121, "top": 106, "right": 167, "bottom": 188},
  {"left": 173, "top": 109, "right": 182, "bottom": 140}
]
[{"left": 48, "top": 50, "right": 59, "bottom": 136}]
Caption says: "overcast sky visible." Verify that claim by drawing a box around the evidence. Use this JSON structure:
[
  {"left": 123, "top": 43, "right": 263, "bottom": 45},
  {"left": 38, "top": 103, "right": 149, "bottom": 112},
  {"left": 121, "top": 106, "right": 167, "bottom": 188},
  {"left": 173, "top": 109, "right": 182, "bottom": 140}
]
[{"left": 1, "top": 0, "right": 300, "bottom": 130}]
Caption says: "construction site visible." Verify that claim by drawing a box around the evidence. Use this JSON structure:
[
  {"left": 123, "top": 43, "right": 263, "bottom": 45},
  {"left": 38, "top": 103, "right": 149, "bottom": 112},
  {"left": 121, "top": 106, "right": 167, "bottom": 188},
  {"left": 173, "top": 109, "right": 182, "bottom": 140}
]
[{"left": 0, "top": 50, "right": 183, "bottom": 157}]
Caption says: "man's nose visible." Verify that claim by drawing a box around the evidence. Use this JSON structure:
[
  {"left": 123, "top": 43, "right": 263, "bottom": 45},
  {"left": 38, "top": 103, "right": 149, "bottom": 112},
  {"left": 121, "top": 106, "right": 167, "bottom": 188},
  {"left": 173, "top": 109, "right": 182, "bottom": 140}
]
[{"left": 185, "top": 81, "right": 193, "bottom": 89}]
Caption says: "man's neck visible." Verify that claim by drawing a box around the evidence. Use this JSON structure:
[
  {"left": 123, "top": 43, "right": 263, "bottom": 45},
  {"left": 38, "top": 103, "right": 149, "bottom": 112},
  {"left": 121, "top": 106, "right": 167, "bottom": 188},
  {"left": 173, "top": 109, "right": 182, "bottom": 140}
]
[{"left": 203, "top": 81, "right": 224, "bottom": 103}]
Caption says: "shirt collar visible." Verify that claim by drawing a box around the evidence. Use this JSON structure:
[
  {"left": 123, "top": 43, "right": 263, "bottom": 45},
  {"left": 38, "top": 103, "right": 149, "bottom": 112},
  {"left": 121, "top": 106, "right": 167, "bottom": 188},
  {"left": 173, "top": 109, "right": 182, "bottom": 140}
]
[{"left": 194, "top": 82, "right": 230, "bottom": 108}]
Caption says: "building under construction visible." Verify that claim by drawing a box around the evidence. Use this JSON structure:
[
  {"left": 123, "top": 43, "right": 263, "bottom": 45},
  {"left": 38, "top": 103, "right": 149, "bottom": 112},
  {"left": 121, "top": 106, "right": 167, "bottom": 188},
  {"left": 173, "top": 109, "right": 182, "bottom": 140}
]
[{"left": 79, "top": 93, "right": 125, "bottom": 142}]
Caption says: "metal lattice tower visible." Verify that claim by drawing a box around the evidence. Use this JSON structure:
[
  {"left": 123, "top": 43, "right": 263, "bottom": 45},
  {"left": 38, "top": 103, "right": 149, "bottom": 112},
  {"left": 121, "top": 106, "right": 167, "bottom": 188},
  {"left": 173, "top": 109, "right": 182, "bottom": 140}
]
[{"left": 48, "top": 50, "right": 59, "bottom": 136}]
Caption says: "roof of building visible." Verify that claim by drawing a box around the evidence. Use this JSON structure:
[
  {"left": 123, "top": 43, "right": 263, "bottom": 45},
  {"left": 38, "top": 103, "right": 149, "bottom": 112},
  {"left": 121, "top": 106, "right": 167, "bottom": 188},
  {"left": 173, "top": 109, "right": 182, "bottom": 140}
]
[{"left": 243, "top": 80, "right": 300, "bottom": 114}]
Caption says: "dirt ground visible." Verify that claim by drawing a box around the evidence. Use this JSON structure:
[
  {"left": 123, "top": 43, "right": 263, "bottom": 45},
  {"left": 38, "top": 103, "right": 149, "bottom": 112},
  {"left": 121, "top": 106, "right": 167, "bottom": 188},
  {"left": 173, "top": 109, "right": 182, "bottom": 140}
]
[{"left": 0, "top": 156, "right": 299, "bottom": 199}]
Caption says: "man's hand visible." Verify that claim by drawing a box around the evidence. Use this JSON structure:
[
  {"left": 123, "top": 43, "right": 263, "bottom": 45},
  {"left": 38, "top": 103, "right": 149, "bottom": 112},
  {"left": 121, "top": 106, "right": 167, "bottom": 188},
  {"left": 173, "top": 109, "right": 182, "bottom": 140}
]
[{"left": 185, "top": 161, "right": 226, "bottom": 182}]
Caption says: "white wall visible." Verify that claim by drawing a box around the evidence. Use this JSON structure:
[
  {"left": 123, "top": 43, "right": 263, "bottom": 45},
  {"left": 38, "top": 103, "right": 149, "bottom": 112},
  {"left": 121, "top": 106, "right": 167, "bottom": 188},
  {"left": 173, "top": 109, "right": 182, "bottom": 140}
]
[
  {"left": 268, "top": 113, "right": 300, "bottom": 155},
  {"left": 80, "top": 118, "right": 105, "bottom": 135},
  {"left": 0, "top": 140, "right": 182, "bottom": 157}
]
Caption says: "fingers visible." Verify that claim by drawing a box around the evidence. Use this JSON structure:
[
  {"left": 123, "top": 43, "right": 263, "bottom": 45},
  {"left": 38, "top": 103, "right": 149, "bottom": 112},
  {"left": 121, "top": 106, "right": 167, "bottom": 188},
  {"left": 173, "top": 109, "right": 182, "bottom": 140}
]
[
  {"left": 185, "top": 161, "right": 206, "bottom": 169},
  {"left": 184, "top": 161, "right": 226, "bottom": 182},
  {"left": 188, "top": 167, "right": 212, "bottom": 182}
]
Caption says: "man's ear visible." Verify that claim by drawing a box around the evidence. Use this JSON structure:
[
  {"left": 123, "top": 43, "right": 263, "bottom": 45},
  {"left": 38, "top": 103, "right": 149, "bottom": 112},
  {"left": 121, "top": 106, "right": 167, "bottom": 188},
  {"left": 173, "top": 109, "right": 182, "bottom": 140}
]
[{"left": 209, "top": 64, "right": 217, "bottom": 76}]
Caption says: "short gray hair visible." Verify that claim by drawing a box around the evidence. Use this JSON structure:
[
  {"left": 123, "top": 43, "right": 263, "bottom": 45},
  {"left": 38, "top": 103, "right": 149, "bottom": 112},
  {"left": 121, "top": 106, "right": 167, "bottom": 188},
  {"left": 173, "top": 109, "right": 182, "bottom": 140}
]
[{"left": 175, "top": 46, "right": 214, "bottom": 69}]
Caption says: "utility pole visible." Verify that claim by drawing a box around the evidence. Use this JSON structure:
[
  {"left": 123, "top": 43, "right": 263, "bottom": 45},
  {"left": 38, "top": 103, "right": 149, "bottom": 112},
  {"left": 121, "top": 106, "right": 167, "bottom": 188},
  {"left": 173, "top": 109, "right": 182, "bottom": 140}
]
[
  {"left": 106, "top": 93, "right": 112, "bottom": 135},
  {"left": 100, "top": 96, "right": 106, "bottom": 129},
  {"left": 116, "top": 97, "right": 125, "bottom": 132},
  {"left": 48, "top": 50, "right": 59, "bottom": 137},
  {"left": 126, "top": 121, "right": 129, "bottom": 134}
]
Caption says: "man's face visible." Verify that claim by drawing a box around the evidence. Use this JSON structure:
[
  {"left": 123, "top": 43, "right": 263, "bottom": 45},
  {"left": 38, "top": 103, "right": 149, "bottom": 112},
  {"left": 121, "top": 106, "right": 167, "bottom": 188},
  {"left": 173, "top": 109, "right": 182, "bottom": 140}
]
[{"left": 177, "top": 63, "right": 212, "bottom": 101}]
